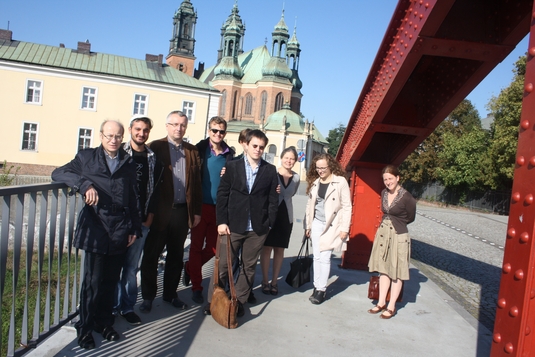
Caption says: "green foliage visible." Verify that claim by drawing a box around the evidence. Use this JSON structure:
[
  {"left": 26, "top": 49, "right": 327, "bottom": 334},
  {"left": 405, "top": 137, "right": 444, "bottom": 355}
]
[
  {"left": 485, "top": 55, "right": 526, "bottom": 190},
  {"left": 0, "top": 160, "right": 20, "bottom": 186},
  {"left": 326, "top": 124, "right": 346, "bottom": 156},
  {"left": 400, "top": 99, "right": 481, "bottom": 183},
  {"left": 435, "top": 128, "right": 489, "bottom": 192}
]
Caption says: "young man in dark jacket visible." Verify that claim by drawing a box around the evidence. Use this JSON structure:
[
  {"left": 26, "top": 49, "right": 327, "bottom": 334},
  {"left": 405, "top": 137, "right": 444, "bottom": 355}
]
[
  {"left": 52, "top": 120, "right": 142, "bottom": 350},
  {"left": 114, "top": 115, "right": 163, "bottom": 325},
  {"left": 183, "top": 116, "right": 234, "bottom": 304}
]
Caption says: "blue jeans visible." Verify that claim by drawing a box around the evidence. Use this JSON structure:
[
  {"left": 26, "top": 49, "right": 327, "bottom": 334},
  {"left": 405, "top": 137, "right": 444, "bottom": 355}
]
[{"left": 115, "top": 225, "right": 149, "bottom": 314}]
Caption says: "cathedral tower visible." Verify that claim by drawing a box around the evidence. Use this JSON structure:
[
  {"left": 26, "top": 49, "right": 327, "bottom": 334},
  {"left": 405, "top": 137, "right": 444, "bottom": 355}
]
[{"left": 166, "top": 0, "right": 197, "bottom": 76}]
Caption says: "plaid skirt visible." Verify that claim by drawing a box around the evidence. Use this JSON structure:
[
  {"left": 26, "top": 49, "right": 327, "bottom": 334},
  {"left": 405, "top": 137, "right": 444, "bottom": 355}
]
[{"left": 368, "top": 219, "right": 410, "bottom": 281}]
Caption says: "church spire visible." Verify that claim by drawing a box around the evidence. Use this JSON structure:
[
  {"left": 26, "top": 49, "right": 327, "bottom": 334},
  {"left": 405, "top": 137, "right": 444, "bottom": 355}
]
[
  {"left": 217, "top": 1, "right": 246, "bottom": 63},
  {"left": 166, "top": 0, "right": 197, "bottom": 76},
  {"left": 271, "top": 8, "right": 289, "bottom": 58}
]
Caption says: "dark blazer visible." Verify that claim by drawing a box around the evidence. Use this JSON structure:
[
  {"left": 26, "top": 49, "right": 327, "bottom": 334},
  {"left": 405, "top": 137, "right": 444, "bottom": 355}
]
[
  {"left": 51, "top": 146, "right": 142, "bottom": 255},
  {"left": 148, "top": 137, "right": 202, "bottom": 229},
  {"left": 216, "top": 157, "right": 279, "bottom": 235}
]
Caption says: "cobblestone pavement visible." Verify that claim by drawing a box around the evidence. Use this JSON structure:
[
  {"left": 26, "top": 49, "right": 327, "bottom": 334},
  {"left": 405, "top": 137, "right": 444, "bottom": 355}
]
[{"left": 410, "top": 202, "right": 508, "bottom": 331}]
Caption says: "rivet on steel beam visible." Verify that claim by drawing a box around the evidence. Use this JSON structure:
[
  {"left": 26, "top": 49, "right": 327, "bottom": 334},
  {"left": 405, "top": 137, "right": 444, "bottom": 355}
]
[
  {"left": 525, "top": 194, "right": 534, "bottom": 205},
  {"left": 503, "top": 262, "right": 512, "bottom": 273},
  {"left": 509, "top": 306, "right": 519, "bottom": 317},
  {"left": 520, "top": 119, "right": 530, "bottom": 130},
  {"left": 530, "top": 156, "right": 535, "bottom": 166},
  {"left": 498, "top": 297, "right": 507, "bottom": 308},
  {"left": 507, "top": 228, "right": 516, "bottom": 239},
  {"left": 529, "top": 47, "right": 535, "bottom": 57},
  {"left": 520, "top": 232, "right": 530, "bottom": 243},
  {"left": 512, "top": 192, "right": 521, "bottom": 202},
  {"left": 425, "top": 3, "right": 429, "bottom": 8},
  {"left": 493, "top": 333, "right": 502, "bottom": 343},
  {"left": 414, "top": 11, "right": 418, "bottom": 16},
  {"left": 525, "top": 83, "right": 533, "bottom": 92},
  {"left": 514, "top": 269, "right": 524, "bottom": 279},
  {"left": 420, "top": 14, "right": 424, "bottom": 19},
  {"left": 409, "top": 34, "right": 413, "bottom": 39},
  {"left": 414, "top": 24, "right": 418, "bottom": 30},
  {"left": 516, "top": 156, "right": 525, "bottom": 166},
  {"left": 504, "top": 343, "right": 514, "bottom": 354},
  {"left": 400, "top": 52, "right": 404, "bottom": 57},
  {"left": 409, "top": 21, "right": 413, "bottom": 27},
  {"left": 526, "top": 326, "right": 531, "bottom": 336}
]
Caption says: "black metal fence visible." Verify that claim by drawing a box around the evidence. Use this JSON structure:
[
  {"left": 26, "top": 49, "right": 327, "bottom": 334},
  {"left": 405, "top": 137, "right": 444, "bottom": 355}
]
[
  {"left": 0, "top": 182, "right": 82, "bottom": 357},
  {"left": 404, "top": 181, "right": 511, "bottom": 215}
]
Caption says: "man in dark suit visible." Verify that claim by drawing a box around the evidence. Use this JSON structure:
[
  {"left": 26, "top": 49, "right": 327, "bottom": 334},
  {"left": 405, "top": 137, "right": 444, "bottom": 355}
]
[
  {"left": 206, "top": 129, "right": 278, "bottom": 316},
  {"left": 139, "top": 110, "right": 202, "bottom": 312}
]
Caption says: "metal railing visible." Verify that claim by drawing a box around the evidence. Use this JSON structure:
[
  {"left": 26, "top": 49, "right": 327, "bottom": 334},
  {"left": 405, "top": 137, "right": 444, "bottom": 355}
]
[{"left": 0, "top": 183, "right": 83, "bottom": 357}]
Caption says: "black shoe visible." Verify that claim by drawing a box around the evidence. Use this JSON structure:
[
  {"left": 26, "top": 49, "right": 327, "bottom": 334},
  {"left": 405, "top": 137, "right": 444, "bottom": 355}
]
[
  {"left": 203, "top": 303, "right": 211, "bottom": 316},
  {"left": 310, "top": 290, "right": 326, "bottom": 305},
  {"left": 94, "top": 325, "right": 120, "bottom": 341},
  {"left": 163, "top": 297, "right": 188, "bottom": 310},
  {"left": 121, "top": 311, "right": 141, "bottom": 325},
  {"left": 308, "top": 288, "right": 317, "bottom": 302},
  {"left": 192, "top": 290, "right": 204, "bottom": 304},
  {"left": 77, "top": 332, "right": 95, "bottom": 350},
  {"left": 247, "top": 291, "right": 257, "bottom": 304},
  {"left": 139, "top": 299, "right": 152, "bottom": 313},
  {"left": 237, "top": 301, "right": 245, "bottom": 317},
  {"left": 183, "top": 266, "right": 191, "bottom": 287}
]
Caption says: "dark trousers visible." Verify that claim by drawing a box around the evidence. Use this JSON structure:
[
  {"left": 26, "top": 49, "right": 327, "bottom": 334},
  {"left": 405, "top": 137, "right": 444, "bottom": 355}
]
[
  {"left": 76, "top": 251, "right": 125, "bottom": 335},
  {"left": 209, "top": 231, "right": 267, "bottom": 304},
  {"left": 141, "top": 205, "right": 189, "bottom": 301}
]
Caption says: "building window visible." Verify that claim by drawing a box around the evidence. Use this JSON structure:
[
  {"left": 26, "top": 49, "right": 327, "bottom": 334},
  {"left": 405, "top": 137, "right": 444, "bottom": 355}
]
[
  {"left": 26, "top": 80, "right": 42, "bottom": 104},
  {"left": 81, "top": 87, "right": 97, "bottom": 110},
  {"left": 183, "top": 101, "right": 195, "bottom": 123},
  {"left": 220, "top": 90, "right": 227, "bottom": 116},
  {"left": 260, "top": 91, "right": 267, "bottom": 120},
  {"left": 244, "top": 93, "right": 253, "bottom": 115},
  {"left": 133, "top": 94, "right": 148, "bottom": 115},
  {"left": 78, "top": 128, "right": 92, "bottom": 151},
  {"left": 268, "top": 144, "right": 277, "bottom": 156},
  {"left": 274, "top": 92, "right": 284, "bottom": 112},
  {"left": 21, "top": 122, "right": 38, "bottom": 150}
]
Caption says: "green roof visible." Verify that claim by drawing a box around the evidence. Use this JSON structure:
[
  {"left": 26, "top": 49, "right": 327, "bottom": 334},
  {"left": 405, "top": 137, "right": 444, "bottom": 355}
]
[{"left": 0, "top": 39, "right": 216, "bottom": 92}]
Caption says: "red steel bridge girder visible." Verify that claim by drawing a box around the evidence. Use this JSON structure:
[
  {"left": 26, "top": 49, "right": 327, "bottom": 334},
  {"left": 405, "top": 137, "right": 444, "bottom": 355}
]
[{"left": 491, "top": 4, "right": 535, "bottom": 356}]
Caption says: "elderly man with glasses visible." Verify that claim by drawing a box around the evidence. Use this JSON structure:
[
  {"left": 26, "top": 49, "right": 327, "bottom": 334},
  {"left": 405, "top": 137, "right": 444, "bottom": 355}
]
[
  {"left": 182, "top": 116, "right": 235, "bottom": 304},
  {"left": 139, "top": 110, "right": 202, "bottom": 313},
  {"left": 52, "top": 120, "right": 142, "bottom": 350}
]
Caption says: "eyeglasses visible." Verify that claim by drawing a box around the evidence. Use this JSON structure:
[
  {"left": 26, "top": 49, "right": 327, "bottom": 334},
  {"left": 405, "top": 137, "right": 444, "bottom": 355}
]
[
  {"left": 101, "top": 133, "right": 123, "bottom": 142},
  {"left": 316, "top": 167, "right": 329, "bottom": 172},
  {"left": 210, "top": 128, "right": 226, "bottom": 135},
  {"left": 251, "top": 144, "right": 265, "bottom": 150},
  {"left": 166, "top": 123, "right": 186, "bottom": 129}
]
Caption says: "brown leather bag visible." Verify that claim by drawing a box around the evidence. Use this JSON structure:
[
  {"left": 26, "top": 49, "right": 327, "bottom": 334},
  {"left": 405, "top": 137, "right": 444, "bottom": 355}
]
[
  {"left": 210, "top": 234, "right": 238, "bottom": 329},
  {"left": 367, "top": 275, "right": 403, "bottom": 302}
]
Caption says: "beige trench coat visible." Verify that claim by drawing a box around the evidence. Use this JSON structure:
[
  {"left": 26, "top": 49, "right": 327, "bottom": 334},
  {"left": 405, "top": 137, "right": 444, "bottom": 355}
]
[{"left": 305, "top": 175, "right": 352, "bottom": 252}]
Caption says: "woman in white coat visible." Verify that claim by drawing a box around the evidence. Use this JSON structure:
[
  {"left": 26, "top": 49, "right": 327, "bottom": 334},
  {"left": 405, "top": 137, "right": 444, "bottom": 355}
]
[{"left": 305, "top": 154, "right": 352, "bottom": 304}]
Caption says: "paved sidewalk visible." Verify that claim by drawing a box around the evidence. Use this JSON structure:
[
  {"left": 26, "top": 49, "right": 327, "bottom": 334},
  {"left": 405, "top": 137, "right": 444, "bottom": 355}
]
[{"left": 25, "top": 195, "right": 492, "bottom": 357}]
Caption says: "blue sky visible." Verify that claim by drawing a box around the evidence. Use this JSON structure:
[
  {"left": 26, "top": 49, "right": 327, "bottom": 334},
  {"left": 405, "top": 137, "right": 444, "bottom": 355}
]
[{"left": 0, "top": 0, "right": 528, "bottom": 137}]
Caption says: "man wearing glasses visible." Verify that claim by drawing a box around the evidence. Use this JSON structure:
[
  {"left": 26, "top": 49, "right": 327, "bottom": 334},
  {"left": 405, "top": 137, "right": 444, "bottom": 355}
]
[
  {"left": 140, "top": 110, "right": 202, "bottom": 313},
  {"left": 205, "top": 129, "right": 278, "bottom": 317},
  {"left": 52, "top": 120, "right": 142, "bottom": 349},
  {"left": 183, "top": 116, "right": 235, "bottom": 304}
]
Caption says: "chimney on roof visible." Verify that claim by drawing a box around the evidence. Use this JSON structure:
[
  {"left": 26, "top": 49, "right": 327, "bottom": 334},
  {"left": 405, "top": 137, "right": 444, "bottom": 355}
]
[
  {"left": 145, "top": 54, "right": 164, "bottom": 67},
  {"left": 0, "top": 29, "right": 13, "bottom": 41},
  {"left": 59, "top": 43, "right": 65, "bottom": 48},
  {"left": 77, "top": 40, "right": 91, "bottom": 54}
]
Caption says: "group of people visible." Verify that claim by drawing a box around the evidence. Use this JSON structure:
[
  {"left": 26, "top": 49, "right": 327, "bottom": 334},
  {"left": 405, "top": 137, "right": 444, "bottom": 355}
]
[{"left": 52, "top": 109, "right": 416, "bottom": 350}]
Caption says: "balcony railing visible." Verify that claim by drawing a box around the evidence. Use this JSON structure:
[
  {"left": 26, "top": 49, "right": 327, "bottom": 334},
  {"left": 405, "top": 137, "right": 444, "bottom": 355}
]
[{"left": 0, "top": 182, "right": 83, "bottom": 357}]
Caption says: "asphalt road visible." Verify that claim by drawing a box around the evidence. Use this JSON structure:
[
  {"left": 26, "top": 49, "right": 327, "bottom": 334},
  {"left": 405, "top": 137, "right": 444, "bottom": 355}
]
[{"left": 410, "top": 202, "right": 508, "bottom": 331}]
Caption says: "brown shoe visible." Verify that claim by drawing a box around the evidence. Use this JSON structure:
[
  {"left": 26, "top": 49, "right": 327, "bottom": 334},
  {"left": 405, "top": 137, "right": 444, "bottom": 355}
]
[
  {"left": 367, "top": 305, "right": 386, "bottom": 314},
  {"left": 380, "top": 308, "right": 396, "bottom": 319}
]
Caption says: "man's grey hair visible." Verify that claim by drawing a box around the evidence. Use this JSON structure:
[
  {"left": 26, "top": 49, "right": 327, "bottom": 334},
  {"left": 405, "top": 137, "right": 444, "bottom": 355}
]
[
  {"left": 100, "top": 120, "right": 125, "bottom": 134},
  {"left": 166, "top": 110, "right": 188, "bottom": 123}
]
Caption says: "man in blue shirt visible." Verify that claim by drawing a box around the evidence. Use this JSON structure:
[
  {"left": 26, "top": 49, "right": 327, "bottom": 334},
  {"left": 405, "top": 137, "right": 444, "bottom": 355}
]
[{"left": 184, "top": 116, "right": 234, "bottom": 304}]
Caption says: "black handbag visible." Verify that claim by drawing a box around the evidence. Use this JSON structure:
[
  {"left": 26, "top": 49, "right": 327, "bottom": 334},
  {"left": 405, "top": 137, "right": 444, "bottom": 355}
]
[{"left": 285, "top": 238, "right": 313, "bottom": 288}]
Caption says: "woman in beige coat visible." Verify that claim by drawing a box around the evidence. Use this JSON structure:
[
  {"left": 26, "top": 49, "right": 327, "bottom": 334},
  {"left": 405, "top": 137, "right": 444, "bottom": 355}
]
[{"left": 305, "top": 154, "right": 352, "bottom": 304}]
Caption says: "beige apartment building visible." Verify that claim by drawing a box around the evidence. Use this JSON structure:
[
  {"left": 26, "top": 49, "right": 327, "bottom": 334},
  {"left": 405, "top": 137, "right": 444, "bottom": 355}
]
[{"left": 0, "top": 29, "right": 220, "bottom": 176}]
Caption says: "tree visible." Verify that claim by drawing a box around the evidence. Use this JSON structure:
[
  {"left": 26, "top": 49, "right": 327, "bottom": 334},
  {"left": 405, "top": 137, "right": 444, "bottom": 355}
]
[
  {"left": 326, "top": 124, "right": 346, "bottom": 156},
  {"left": 485, "top": 56, "right": 526, "bottom": 190},
  {"left": 400, "top": 99, "right": 481, "bottom": 183}
]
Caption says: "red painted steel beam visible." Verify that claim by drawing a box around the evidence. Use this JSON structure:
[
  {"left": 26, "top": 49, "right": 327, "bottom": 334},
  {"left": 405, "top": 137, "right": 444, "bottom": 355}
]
[{"left": 491, "top": 6, "right": 535, "bottom": 356}]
